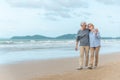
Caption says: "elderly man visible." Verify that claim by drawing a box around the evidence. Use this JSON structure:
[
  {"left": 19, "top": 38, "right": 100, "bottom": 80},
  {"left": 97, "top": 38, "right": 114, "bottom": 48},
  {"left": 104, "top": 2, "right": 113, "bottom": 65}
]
[{"left": 75, "top": 22, "right": 90, "bottom": 70}]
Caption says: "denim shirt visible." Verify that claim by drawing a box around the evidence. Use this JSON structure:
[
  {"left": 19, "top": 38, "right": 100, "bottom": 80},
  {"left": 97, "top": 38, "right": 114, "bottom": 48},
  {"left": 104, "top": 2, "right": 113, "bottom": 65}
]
[{"left": 89, "top": 31, "right": 101, "bottom": 47}]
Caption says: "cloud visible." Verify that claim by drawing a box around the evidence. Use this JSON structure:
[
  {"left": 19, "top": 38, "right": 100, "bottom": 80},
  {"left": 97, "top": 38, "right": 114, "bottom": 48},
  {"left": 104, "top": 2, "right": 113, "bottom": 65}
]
[
  {"left": 42, "top": 11, "right": 73, "bottom": 20},
  {"left": 0, "top": 0, "right": 120, "bottom": 37},
  {"left": 6, "top": 0, "right": 89, "bottom": 9},
  {"left": 6, "top": 0, "right": 89, "bottom": 19},
  {"left": 96, "top": 0, "right": 120, "bottom": 5}
]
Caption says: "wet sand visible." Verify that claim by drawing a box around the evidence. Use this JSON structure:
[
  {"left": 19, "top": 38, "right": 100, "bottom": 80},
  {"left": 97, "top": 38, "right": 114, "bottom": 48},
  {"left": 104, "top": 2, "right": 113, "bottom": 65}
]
[{"left": 0, "top": 52, "right": 120, "bottom": 80}]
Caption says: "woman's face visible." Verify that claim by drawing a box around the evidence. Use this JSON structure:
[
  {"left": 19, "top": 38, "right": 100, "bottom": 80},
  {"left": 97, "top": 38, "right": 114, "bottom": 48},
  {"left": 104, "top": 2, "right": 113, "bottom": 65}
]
[{"left": 88, "top": 24, "right": 94, "bottom": 30}]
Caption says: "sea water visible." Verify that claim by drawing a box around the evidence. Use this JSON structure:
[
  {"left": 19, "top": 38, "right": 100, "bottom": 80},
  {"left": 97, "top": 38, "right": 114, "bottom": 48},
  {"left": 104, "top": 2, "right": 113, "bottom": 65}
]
[{"left": 0, "top": 39, "right": 120, "bottom": 64}]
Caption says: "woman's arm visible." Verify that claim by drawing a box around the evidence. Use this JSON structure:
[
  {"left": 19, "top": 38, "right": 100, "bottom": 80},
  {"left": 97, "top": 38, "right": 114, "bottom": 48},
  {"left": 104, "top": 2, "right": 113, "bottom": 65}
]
[
  {"left": 96, "top": 32, "right": 101, "bottom": 39},
  {"left": 95, "top": 29, "right": 101, "bottom": 39}
]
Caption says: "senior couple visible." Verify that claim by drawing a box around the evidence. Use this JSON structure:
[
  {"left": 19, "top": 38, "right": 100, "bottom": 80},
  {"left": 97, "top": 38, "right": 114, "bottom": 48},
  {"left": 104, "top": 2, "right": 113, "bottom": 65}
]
[{"left": 75, "top": 22, "right": 101, "bottom": 70}]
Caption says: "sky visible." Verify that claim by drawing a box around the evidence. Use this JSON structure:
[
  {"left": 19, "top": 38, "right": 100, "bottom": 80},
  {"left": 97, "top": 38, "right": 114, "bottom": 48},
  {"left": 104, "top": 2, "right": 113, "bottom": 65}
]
[{"left": 0, "top": 0, "right": 120, "bottom": 38}]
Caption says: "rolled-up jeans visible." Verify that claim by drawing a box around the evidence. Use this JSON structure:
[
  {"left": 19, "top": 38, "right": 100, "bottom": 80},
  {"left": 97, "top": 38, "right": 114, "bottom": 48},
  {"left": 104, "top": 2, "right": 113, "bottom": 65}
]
[{"left": 89, "top": 46, "right": 100, "bottom": 67}]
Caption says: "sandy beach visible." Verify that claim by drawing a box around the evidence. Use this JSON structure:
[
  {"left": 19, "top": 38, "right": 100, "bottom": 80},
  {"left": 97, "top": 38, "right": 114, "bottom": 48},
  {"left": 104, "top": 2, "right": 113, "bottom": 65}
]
[{"left": 0, "top": 52, "right": 120, "bottom": 80}]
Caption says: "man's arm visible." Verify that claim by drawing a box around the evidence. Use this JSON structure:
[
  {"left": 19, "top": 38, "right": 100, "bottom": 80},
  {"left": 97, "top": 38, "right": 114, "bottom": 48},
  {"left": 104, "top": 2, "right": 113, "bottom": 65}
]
[
  {"left": 75, "top": 39, "right": 79, "bottom": 51},
  {"left": 75, "top": 31, "right": 80, "bottom": 51}
]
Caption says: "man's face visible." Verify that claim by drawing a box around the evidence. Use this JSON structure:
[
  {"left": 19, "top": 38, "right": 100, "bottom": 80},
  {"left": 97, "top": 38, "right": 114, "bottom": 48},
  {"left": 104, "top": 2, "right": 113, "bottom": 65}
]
[{"left": 81, "top": 23, "right": 86, "bottom": 30}]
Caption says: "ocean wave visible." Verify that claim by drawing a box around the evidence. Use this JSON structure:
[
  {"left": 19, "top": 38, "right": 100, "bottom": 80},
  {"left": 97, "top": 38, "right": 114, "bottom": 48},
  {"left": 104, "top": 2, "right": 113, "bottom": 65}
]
[
  {"left": 0, "top": 40, "right": 75, "bottom": 51},
  {"left": 0, "top": 39, "right": 120, "bottom": 52}
]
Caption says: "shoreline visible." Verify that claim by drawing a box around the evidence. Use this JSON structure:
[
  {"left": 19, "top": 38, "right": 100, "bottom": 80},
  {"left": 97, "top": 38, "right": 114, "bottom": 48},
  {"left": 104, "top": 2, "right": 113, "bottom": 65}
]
[
  {"left": 1, "top": 51, "right": 120, "bottom": 65},
  {"left": 0, "top": 52, "right": 120, "bottom": 80}
]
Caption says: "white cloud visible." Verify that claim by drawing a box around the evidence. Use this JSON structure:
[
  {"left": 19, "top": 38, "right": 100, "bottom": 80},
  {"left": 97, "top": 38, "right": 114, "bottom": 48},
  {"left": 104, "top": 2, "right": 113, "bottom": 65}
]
[
  {"left": 6, "top": 0, "right": 89, "bottom": 9},
  {"left": 0, "top": 0, "right": 120, "bottom": 37},
  {"left": 96, "top": 0, "right": 120, "bottom": 5},
  {"left": 6, "top": 0, "right": 89, "bottom": 20}
]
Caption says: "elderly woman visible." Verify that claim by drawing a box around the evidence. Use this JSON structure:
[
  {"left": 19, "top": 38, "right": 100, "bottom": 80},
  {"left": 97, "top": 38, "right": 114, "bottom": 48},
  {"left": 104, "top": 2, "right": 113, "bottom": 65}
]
[{"left": 88, "top": 23, "right": 101, "bottom": 69}]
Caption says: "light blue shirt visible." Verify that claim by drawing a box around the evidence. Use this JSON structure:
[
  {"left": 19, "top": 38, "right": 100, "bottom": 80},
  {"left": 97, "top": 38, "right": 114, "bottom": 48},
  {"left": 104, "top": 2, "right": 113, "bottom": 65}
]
[{"left": 89, "top": 31, "right": 101, "bottom": 47}]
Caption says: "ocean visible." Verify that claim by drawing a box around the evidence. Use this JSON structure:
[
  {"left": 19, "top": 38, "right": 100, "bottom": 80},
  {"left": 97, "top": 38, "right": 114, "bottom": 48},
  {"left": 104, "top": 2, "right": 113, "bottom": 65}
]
[{"left": 0, "top": 39, "right": 120, "bottom": 64}]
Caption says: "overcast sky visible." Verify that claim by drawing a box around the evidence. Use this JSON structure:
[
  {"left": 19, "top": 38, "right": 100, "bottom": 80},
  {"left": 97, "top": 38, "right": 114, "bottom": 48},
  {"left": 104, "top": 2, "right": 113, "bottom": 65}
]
[{"left": 0, "top": 0, "right": 120, "bottom": 38}]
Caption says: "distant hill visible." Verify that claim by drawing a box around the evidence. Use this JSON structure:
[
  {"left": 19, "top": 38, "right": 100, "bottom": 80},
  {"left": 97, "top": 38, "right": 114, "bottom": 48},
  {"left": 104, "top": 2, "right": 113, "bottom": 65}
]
[
  {"left": 11, "top": 35, "right": 53, "bottom": 40},
  {"left": 55, "top": 34, "right": 76, "bottom": 39},
  {"left": 11, "top": 34, "right": 120, "bottom": 40},
  {"left": 11, "top": 34, "right": 77, "bottom": 40}
]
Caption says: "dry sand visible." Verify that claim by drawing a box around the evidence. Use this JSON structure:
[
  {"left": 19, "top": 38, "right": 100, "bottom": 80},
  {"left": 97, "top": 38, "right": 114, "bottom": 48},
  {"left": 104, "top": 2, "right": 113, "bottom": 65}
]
[{"left": 0, "top": 52, "right": 120, "bottom": 80}]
